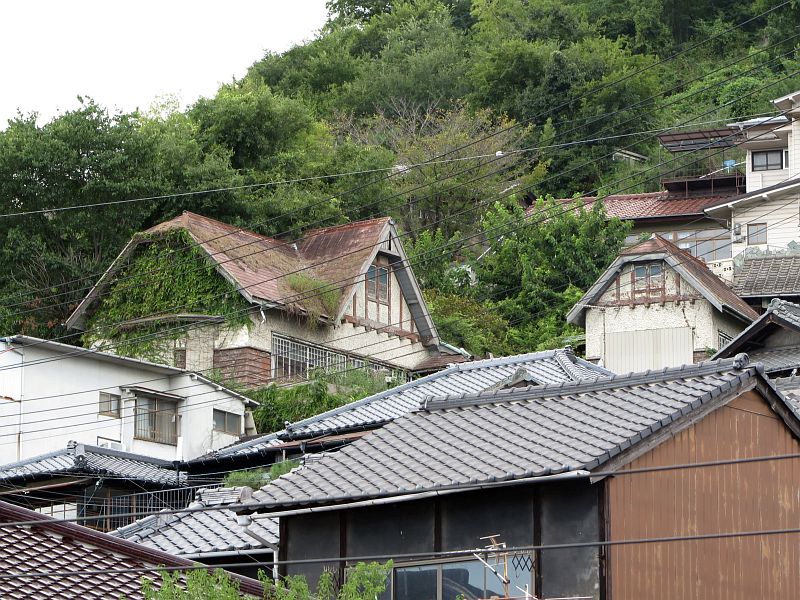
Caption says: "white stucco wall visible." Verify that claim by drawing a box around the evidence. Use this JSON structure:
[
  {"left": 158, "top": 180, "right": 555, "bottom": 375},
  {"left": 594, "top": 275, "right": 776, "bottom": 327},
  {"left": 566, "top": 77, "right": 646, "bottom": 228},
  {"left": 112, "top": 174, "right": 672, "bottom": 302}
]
[
  {"left": 583, "top": 262, "right": 748, "bottom": 367},
  {"left": 0, "top": 342, "right": 248, "bottom": 465}
]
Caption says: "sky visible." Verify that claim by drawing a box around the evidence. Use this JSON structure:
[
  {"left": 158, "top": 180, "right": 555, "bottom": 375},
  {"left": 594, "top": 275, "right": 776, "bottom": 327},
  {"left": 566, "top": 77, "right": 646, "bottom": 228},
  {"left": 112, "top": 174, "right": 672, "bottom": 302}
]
[{"left": 0, "top": 0, "right": 329, "bottom": 126}]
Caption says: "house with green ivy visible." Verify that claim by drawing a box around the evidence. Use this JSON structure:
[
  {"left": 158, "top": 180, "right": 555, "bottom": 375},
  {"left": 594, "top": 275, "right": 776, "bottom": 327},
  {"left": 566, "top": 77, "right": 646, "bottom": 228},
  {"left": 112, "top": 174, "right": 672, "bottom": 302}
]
[{"left": 66, "top": 211, "right": 462, "bottom": 389}]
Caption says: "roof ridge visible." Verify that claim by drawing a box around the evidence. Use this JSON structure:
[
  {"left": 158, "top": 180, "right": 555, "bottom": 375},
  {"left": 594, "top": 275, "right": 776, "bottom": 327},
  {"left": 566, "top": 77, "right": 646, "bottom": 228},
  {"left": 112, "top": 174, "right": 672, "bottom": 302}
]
[{"left": 423, "top": 355, "right": 752, "bottom": 410}]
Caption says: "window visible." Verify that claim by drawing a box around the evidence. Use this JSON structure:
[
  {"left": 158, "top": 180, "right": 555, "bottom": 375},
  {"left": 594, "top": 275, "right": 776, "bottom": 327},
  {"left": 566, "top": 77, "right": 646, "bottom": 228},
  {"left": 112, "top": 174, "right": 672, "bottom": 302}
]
[
  {"left": 213, "top": 409, "right": 241, "bottom": 435},
  {"left": 173, "top": 348, "right": 186, "bottom": 369},
  {"left": 98, "top": 392, "right": 121, "bottom": 418},
  {"left": 392, "top": 557, "right": 534, "bottom": 600},
  {"left": 718, "top": 330, "right": 733, "bottom": 350},
  {"left": 271, "top": 334, "right": 405, "bottom": 382},
  {"left": 630, "top": 228, "right": 731, "bottom": 262},
  {"left": 631, "top": 262, "right": 664, "bottom": 298},
  {"left": 134, "top": 397, "right": 179, "bottom": 445},
  {"left": 785, "top": 149, "right": 790, "bottom": 168},
  {"left": 747, "top": 222, "right": 767, "bottom": 245},
  {"left": 752, "top": 150, "right": 783, "bottom": 171},
  {"left": 367, "top": 263, "right": 390, "bottom": 303}
]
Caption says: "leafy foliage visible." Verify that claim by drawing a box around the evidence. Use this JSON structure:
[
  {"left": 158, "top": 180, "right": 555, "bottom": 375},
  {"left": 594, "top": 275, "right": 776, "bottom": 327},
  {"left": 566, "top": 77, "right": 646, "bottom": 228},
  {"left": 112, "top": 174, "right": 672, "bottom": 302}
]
[
  {"left": 261, "top": 561, "right": 392, "bottom": 600},
  {"left": 141, "top": 569, "right": 242, "bottom": 599},
  {"left": 85, "top": 231, "right": 250, "bottom": 360},
  {"left": 251, "top": 369, "right": 388, "bottom": 434}
]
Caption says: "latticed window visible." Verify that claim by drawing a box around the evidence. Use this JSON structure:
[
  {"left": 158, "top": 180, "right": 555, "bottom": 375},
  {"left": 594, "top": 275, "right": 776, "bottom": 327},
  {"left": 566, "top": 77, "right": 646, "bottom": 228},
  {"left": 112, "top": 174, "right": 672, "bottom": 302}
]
[
  {"left": 366, "top": 263, "right": 390, "bottom": 303},
  {"left": 271, "top": 334, "right": 406, "bottom": 383},
  {"left": 134, "top": 397, "right": 179, "bottom": 445}
]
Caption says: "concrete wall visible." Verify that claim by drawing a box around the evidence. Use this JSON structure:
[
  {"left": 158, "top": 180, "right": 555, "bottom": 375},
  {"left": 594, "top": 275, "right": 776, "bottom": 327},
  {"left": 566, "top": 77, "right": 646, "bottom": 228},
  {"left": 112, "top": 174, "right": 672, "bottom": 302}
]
[{"left": 0, "top": 343, "right": 248, "bottom": 464}]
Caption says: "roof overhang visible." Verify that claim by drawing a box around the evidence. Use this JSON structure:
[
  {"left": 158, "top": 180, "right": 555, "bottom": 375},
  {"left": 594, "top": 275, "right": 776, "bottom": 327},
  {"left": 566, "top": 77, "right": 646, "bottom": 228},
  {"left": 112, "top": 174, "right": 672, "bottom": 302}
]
[{"left": 704, "top": 178, "right": 800, "bottom": 216}]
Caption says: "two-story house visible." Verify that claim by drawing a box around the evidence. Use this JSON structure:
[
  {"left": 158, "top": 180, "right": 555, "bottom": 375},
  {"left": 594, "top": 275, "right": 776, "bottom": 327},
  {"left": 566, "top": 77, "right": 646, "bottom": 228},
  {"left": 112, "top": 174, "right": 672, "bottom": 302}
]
[
  {"left": 566, "top": 235, "right": 757, "bottom": 372},
  {"left": 702, "top": 91, "right": 800, "bottom": 303},
  {"left": 66, "top": 212, "right": 462, "bottom": 388},
  {"left": 0, "top": 335, "right": 256, "bottom": 464}
]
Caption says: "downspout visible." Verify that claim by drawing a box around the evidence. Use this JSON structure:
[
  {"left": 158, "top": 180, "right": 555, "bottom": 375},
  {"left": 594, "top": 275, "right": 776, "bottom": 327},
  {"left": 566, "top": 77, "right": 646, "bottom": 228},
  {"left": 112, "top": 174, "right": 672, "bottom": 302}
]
[{"left": 1, "top": 341, "right": 26, "bottom": 461}]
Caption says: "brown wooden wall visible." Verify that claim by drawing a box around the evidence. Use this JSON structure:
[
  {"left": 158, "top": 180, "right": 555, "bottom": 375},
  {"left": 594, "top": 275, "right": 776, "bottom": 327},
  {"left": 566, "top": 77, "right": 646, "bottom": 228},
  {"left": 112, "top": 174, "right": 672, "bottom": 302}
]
[
  {"left": 213, "top": 346, "right": 271, "bottom": 388},
  {"left": 606, "top": 390, "right": 800, "bottom": 599}
]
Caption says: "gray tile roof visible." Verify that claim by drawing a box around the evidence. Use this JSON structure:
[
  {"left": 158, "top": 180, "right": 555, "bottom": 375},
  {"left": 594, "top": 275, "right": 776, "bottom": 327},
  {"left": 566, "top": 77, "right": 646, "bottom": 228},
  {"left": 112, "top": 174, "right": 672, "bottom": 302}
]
[
  {"left": 113, "top": 487, "right": 278, "bottom": 556},
  {"left": 206, "top": 349, "right": 612, "bottom": 460},
  {"left": 734, "top": 255, "right": 800, "bottom": 297},
  {"left": 249, "top": 356, "right": 782, "bottom": 510},
  {"left": 775, "top": 375, "right": 800, "bottom": 412},
  {"left": 746, "top": 345, "right": 800, "bottom": 373},
  {"left": 713, "top": 299, "right": 800, "bottom": 369},
  {"left": 0, "top": 442, "right": 187, "bottom": 486}
]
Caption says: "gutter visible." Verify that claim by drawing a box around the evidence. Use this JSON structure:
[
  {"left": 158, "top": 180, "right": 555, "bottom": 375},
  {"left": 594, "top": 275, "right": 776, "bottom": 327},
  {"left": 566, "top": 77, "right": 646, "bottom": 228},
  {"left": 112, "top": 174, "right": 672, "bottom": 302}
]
[
  {"left": 240, "top": 469, "right": 588, "bottom": 517},
  {"left": 181, "top": 547, "right": 276, "bottom": 560}
]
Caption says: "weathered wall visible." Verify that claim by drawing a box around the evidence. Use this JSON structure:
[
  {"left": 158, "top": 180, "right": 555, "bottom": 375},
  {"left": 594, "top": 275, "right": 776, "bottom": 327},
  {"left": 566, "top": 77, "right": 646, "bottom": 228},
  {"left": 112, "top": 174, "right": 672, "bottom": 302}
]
[{"left": 606, "top": 390, "right": 800, "bottom": 599}]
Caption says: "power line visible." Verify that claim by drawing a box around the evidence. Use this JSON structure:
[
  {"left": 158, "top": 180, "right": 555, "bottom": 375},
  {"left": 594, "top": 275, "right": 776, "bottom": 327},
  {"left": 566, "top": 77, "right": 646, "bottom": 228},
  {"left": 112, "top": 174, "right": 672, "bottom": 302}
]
[{"left": 2, "top": 21, "right": 794, "bottom": 314}]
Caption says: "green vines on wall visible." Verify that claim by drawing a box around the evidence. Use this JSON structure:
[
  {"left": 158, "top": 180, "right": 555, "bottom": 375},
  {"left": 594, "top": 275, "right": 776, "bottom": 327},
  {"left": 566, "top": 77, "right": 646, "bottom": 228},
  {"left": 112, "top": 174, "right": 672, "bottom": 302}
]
[{"left": 85, "top": 230, "right": 251, "bottom": 361}]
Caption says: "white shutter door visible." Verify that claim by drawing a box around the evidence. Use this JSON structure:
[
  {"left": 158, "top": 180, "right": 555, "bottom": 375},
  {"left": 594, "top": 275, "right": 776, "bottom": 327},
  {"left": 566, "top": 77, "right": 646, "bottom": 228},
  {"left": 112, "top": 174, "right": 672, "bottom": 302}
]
[{"left": 605, "top": 327, "right": 694, "bottom": 373}]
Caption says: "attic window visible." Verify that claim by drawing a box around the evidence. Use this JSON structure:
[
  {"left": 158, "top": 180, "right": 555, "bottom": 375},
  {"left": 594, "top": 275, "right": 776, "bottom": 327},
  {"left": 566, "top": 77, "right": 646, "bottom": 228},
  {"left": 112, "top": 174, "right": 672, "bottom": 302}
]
[
  {"left": 366, "top": 262, "right": 389, "bottom": 303},
  {"left": 631, "top": 262, "right": 664, "bottom": 298}
]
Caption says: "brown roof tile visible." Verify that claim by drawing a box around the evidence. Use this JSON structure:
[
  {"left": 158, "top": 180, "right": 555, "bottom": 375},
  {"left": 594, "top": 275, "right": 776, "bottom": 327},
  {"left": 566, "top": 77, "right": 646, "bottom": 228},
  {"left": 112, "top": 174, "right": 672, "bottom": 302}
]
[
  {"left": 147, "top": 212, "right": 391, "bottom": 318},
  {"left": 527, "top": 190, "right": 737, "bottom": 220},
  {"left": 0, "top": 500, "right": 262, "bottom": 598}
]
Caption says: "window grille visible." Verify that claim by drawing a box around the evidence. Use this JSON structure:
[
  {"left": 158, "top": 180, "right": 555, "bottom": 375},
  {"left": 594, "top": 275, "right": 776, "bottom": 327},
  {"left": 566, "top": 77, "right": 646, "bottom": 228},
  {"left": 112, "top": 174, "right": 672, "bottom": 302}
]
[
  {"left": 271, "top": 335, "right": 406, "bottom": 383},
  {"left": 134, "top": 397, "right": 179, "bottom": 445}
]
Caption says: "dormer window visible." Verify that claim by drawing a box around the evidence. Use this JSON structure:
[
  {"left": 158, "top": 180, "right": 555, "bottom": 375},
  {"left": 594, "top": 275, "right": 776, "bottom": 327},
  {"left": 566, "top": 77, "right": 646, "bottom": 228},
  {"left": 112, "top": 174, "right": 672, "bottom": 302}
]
[
  {"left": 632, "top": 262, "right": 664, "bottom": 298},
  {"left": 752, "top": 150, "right": 784, "bottom": 171},
  {"left": 366, "top": 260, "right": 389, "bottom": 303}
]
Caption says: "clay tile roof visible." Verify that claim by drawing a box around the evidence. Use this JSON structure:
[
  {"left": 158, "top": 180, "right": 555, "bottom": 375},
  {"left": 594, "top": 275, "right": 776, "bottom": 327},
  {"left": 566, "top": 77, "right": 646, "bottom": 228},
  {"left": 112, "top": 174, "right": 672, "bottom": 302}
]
[
  {"left": 526, "top": 190, "right": 738, "bottom": 221},
  {"left": 0, "top": 499, "right": 263, "bottom": 598}
]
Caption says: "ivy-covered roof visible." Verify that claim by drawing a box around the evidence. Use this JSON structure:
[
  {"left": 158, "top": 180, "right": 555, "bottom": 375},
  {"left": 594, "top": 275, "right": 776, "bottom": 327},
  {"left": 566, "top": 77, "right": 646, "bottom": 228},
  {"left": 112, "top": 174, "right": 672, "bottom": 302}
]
[{"left": 66, "top": 212, "right": 440, "bottom": 344}]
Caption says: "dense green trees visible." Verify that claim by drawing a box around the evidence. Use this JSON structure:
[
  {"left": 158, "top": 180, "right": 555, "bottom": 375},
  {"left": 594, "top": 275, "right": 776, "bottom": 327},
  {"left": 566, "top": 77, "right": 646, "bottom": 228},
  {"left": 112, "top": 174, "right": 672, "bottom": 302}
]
[{"left": 0, "top": 0, "right": 795, "bottom": 355}]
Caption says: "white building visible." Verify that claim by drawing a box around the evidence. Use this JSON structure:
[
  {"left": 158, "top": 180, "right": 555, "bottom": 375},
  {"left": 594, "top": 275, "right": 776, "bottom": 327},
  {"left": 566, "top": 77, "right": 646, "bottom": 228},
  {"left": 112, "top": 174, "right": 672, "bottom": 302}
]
[
  {"left": 703, "top": 91, "right": 800, "bottom": 289},
  {"left": 567, "top": 235, "right": 757, "bottom": 373},
  {"left": 0, "top": 335, "right": 257, "bottom": 464}
]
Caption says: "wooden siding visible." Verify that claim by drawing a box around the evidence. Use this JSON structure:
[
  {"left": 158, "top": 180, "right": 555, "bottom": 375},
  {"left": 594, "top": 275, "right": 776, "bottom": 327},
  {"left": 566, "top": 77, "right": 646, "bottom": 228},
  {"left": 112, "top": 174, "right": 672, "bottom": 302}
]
[{"left": 606, "top": 390, "right": 800, "bottom": 599}]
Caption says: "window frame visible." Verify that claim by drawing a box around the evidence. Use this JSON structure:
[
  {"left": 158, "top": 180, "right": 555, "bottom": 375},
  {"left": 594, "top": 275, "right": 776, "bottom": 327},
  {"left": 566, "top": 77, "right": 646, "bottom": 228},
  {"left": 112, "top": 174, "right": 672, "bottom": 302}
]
[
  {"left": 630, "top": 262, "right": 665, "bottom": 299},
  {"left": 98, "top": 391, "right": 121, "bottom": 418},
  {"left": 213, "top": 408, "right": 242, "bottom": 435},
  {"left": 718, "top": 330, "right": 733, "bottom": 350},
  {"left": 752, "top": 149, "right": 784, "bottom": 171},
  {"left": 366, "top": 262, "right": 390, "bottom": 304},
  {"left": 747, "top": 222, "right": 767, "bottom": 246},
  {"left": 134, "top": 396, "right": 179, "bottom": 445}
]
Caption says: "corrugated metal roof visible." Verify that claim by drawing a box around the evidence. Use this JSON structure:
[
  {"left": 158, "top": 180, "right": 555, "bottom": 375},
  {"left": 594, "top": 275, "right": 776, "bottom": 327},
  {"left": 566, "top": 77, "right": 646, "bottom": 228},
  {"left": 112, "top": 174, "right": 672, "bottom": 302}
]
[
  {"left": 207, "top": 349, "right": 612, "bottom": 460},
  {"left": 0, "top": 443, "right": 186, "bottom": 486},
  {"left": 249, "top": 356, "right": 781, "bottom": 510},
  {"left": 113, "top": 487, "right": 278, "bottom": 556}
]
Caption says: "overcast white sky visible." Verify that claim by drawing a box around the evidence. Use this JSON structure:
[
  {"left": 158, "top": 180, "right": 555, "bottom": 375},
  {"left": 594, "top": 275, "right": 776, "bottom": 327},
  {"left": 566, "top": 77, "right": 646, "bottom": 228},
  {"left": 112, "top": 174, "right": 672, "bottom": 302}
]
[{"left": 0, "top": 0, "right": 329, "bottom": 127}]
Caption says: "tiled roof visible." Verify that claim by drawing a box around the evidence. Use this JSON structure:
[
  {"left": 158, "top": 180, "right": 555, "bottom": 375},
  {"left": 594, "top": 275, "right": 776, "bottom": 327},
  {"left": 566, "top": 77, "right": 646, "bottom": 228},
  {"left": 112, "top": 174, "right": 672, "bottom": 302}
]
[
  {"left": 747, "top": 346, "right": 800, "bottom": 373},
  {"left": 568, "top": 235, "right": 758, "bottom": 326},
  {"left": 733, "top": 255, "right": 800, "bottom": 297},
  {"left": 0, "top": 500, "right": 263, "bottom": 599},
  {"left": 526, "top": 191, "right": 737, "bottom": 221},
  {"left": 203, "top": 349, "right": 612, "bottom": 461},
  {"left": 0, "top": 442, "right": 187, "bottom": 486},
  {"left": 148, "top": 212, "right": 390, "bottom": 318},
  {"left": 249, "top": 356, "right": 773, "bottom": 509},
  {"left": 713, "top": 299, "right": 800, "bottom": 371},
  {"left": 705, "top": 177, "right": 800, "bottom": 214},
  {"left": 775, "top": 375, "right": 800, "bottom": 412},
  {"left": 113, "top": 487, "right": 278, "bottom": 557}
]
